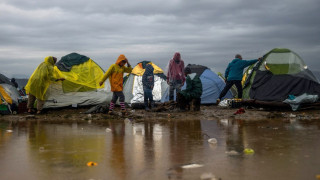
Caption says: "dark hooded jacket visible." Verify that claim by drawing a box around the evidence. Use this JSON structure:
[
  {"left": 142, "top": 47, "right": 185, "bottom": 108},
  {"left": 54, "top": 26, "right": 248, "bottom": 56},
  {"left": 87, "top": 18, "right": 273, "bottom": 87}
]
[
  {"left": 225, "top": 58, "right": 258, "bottom": 81},
  {"left": 142, "top": 64, "right": 154, "bottom": 90}
]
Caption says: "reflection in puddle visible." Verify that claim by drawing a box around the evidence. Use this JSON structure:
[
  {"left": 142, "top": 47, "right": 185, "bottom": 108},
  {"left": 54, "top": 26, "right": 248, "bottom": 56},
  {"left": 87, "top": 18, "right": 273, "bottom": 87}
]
[{"left": 0, "top": 118, "right": 319, "bottom": 180}]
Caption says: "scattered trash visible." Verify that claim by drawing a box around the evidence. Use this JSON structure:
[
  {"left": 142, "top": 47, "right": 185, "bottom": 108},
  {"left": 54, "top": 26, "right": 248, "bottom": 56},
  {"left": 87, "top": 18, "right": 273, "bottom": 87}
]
[
  {"left": 244, "top": 148, "right": 255, "bottom": 154},
  {"left": 87, "top": 114, "right": 92, "bottom": 119},
  {"left": 208, "top": 138, "right": 218, "bottom": 144},
  {"left": 168, "top": 114, "right": 171, "bottom": 118},
  {"left": 200, "top": 172, "right": 217, "bottom": 180},
  {"left": 225, "top": 150, "right": 240, "bottom": 156},
  {"left": 105, "top": 128, "right": 112, "bottom": 132},
  {"left": 181, "top": 163, "right": 204, "bottom": 169},
  {"left": 87, "top": 161, "right": 98, "bottom": 166},
  {"left": 234, "top": 108, "right": 245, "bottom": 115},
  {"left": 6, "top": 130, "right": 13, "bottom": 133},
  {"left": 87, "top": 120, "right": 92, "bottom": 124},
  {"left": 289, "top": 113, "right": 296, "bottom": 118}
]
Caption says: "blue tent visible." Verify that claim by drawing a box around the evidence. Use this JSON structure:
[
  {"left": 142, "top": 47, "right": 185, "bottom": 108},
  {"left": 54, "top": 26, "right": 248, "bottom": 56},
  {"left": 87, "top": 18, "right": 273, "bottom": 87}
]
[{"left": 161, "top": 64, "right": 233, "bottom": 104}]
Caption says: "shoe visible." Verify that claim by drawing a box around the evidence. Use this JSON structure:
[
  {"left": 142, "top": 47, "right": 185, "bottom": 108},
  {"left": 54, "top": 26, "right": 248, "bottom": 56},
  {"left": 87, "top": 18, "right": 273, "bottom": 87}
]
[
  {"left": 108, "top": 110, "right": 114, "bottom": 115},
  {"left": 216, "top": 99, "right": 221, "bottom": 104},
  {"left": 121, "top": 110, "right": 128, "bottom": 116}
]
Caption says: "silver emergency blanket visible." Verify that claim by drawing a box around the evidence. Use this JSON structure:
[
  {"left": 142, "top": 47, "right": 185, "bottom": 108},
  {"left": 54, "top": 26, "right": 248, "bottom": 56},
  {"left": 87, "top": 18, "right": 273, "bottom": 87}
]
[{"left": 130, "top": 75, "right": 166, "bottom": 104}]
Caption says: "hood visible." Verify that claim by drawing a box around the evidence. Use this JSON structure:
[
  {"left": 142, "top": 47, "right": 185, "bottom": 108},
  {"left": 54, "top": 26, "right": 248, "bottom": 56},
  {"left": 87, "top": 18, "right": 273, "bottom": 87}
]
[
  {"left": 44, "top": 56, "right": 55, "bottom": 66},
  {"left": 173, "top": 52, "right": 181, "bottom": 62},
  {"left": 115, "top": 54, "right": 127, "bottom": 65},
  {"left": 145, "top": 64, "right": 154, "bottom": 74}
]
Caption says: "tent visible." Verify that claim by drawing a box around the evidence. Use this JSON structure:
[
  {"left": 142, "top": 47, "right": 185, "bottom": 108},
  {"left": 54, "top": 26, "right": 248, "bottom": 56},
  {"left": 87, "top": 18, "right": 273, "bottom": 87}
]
[
  {"left": 242, "top": 48, "right": 320, "bottom": 102},
  {"left": 0, "top": 73, "right": 21, "bottom": 114},
  {"left": 43, "top": 53, "right": 110, "bottom": 108},
  {"left": 123, "top": 61, "right": 167, "bottom": 105},
  {"left": 161, "top": 64, "right": 233, "bottom": 104}
]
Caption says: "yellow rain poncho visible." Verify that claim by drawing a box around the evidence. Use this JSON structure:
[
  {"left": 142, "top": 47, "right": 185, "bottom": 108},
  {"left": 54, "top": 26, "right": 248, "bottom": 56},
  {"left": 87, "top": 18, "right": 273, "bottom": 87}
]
[{"left": 25, "top": 56, "right": 57, "bottom": 100}]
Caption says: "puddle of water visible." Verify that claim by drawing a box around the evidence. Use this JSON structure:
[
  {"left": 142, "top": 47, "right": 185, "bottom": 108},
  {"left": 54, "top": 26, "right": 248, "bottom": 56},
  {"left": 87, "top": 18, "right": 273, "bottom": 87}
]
[{"left": 0, "top": 118, "right": 319, "bottom": 180}]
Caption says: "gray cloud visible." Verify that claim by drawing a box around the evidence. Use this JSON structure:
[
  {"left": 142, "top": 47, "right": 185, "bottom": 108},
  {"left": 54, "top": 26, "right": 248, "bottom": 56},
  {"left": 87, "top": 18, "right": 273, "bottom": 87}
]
[{"left": 1, "top": 0, "right": 319, "bottom": 78}]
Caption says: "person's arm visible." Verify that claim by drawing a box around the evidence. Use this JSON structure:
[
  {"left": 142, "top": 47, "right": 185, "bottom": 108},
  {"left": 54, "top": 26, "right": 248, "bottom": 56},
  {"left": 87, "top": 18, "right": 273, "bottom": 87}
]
[
  {"left": 124, "top": 60, "right": 133, "bottom": 73},
  {"left": 242, "top": 59, "right": 258, "bottom": 68},
  {"left": 225, "top": 64, "right": 230, "bottom": 80},
  {"left": 181, "top": 61, "right": 186, "bottom": 85},
  {"left": 99, "top": 65, "right": 114, "bottom": 86}
]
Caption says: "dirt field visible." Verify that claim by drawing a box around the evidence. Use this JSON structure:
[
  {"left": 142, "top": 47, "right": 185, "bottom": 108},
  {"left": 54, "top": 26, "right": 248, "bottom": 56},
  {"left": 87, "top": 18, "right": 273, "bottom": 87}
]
[{"left": 1, "top": 104, "right": 320, "bottom": 123}]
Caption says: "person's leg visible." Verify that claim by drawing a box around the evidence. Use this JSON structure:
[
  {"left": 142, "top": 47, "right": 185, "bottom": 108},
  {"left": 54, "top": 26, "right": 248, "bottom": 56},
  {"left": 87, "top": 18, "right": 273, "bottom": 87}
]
[
  {"left": 169, "top": 84, "right": 174, "bottom": 101},
  {"left": 36, "top": 99, "right": 45, "bottom": 114},
  {"left": 218, "top": 81, "right": 234, "bottom": 100},
  {"left": 175, "top": 83, "right": 182, "bottom": 102},
  {"left": 234, "top": 80, "right": 243, "bottom": 99},
  {"left": 149, "top": 89, "right": 154, "bottom": 109},
  {"left": 27, "top": 94, "right": 36, "bottom": 113},
  {"left": 143, "top": 88, "right": 149, "bottom": 110},
  {"left": 109, "top": 92, "right": 118, "bottom": 113},
  {"left": 117, "top": 91, "right": 126, "bottom": 114}
]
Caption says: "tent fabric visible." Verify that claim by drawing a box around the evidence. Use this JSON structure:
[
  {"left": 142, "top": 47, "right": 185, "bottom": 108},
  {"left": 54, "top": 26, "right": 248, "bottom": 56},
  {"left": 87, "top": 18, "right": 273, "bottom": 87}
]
[
  {"left": 25, "top": 56, "right": 57, "bottom": 101},
  {"left": 0, "top": 85, "right": 12, "bottom": 104},
  {"left": 44, "top": 53, "right": 110, "bottom": 108},
  {"left": 54, "top": 59, "right": 105, "bottom": 93},
  {"left": 0, "top": 84, "right": 20, "bottom": 105},
  {"left": 0, "top": 73, "right": 14, "bottom": 85},
  {"left": 161, "top": 65, "right": 233, "bottom": 104},
  {"left": 242, "top": 48, "right": 320, "bottom": 102},
  {"left": 56, "top": 53, "right": 90, "bottom": 72},
  {"left": 250, "top": 70, "right": 320, "bottom": 101},
  {"left": 131, "top": 62, "right": 164, "bottom": 76},
  {"left": 123, "top": 61, "right": 167, "bottom": 104}
]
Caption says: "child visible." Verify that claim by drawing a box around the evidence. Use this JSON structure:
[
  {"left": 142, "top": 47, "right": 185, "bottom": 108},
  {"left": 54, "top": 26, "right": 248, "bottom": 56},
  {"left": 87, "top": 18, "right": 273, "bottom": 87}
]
[
  {"left": 99, "top": 54, "right": 132, "bottom": 115},
  {"left": 142, "top": 64, "right": 154, "bottom": 111}
]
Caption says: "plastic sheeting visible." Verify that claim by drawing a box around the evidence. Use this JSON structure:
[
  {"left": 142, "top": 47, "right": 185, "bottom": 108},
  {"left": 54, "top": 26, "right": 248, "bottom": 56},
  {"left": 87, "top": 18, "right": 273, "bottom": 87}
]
[
  {"left": 283, "top": 93, "right": 319, "bottom": 111},
  {"left": 25, "top": 56, "right": 56, "bottom": 100}
]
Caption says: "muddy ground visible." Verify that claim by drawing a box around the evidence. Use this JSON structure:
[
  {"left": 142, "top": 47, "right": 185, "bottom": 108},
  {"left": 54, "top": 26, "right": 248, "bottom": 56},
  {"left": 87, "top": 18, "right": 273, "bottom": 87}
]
[{"left": 1, "top": 104, "right": 320, "bottom": 123}]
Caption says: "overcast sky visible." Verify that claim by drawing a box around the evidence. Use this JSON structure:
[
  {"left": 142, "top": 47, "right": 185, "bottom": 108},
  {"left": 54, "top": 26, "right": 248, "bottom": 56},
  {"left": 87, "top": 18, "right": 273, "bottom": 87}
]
[{"left": 1, "top": 0, "right": 319, "bottom": 78}]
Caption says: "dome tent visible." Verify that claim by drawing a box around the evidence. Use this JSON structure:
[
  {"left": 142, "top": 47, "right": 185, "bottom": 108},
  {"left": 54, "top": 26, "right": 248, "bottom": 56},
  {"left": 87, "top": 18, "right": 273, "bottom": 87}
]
[
  {"left": 242, "top": 48, "right": 320, "bottom": 102},
  {"left": 123, "top": 61, "right": 167, "bottom": 106},
  {"left": 43, "top": 53, "right": 110, "bottom": 108},
  {"left": 161, "top": 64, "right": 233, "bottom": 104}
]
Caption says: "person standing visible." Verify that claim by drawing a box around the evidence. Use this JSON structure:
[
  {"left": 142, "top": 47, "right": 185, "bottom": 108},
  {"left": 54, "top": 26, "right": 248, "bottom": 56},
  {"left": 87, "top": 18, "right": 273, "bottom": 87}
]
[
  {"left": 166, "top": 52, "right": 185, "bottom": 101},
  {"left": 25, "top": 56, "right": 64, "bottom": 114},
  {"left": 142, "top": 64, "right": 155, "bottom": 111},
  {"left": 217, "top": 54, "right": 261, "bottom": 103},
  {"left": 99, "top": 54, "right": 132, "bottom": 115}
]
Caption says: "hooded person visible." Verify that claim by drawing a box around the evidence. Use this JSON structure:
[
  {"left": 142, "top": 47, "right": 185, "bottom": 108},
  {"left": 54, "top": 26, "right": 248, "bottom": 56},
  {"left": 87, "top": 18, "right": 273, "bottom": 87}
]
[
  {"left": 142, "top": 63, "right": 154, "bottom": 111},
  {"left": 25, "top": 56, "right": 64, "bottom": 114},
  {"left": 177, "top": 67, "right": 202, "bottom": 111},
  {"left": 217, "top": 54, "right": 261, "bottom": 103},
  {"left": 99, "top": 54, "right": 132, "bottom": 115},
  {"left": 166, "top": 52, "right": 185, "bottom": 101}
]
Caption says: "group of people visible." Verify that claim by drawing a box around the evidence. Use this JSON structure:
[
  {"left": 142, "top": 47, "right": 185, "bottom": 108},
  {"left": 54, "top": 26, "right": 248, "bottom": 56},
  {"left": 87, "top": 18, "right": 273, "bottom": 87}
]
[{"left": 25, "top": 52, "right": 261, "bottom": 115}]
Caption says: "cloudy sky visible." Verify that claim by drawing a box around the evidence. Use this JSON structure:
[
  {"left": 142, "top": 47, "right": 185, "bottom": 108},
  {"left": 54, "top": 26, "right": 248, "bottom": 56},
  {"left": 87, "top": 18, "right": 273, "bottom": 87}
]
[{"left": 1, "top": 0, "right": 319, "bottom": 78}]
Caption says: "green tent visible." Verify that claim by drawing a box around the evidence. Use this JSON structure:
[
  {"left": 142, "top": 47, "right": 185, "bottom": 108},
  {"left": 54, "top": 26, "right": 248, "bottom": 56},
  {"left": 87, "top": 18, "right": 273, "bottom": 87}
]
[{"left": 242, "top": 48, "right": 320, "bottom": 102}]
